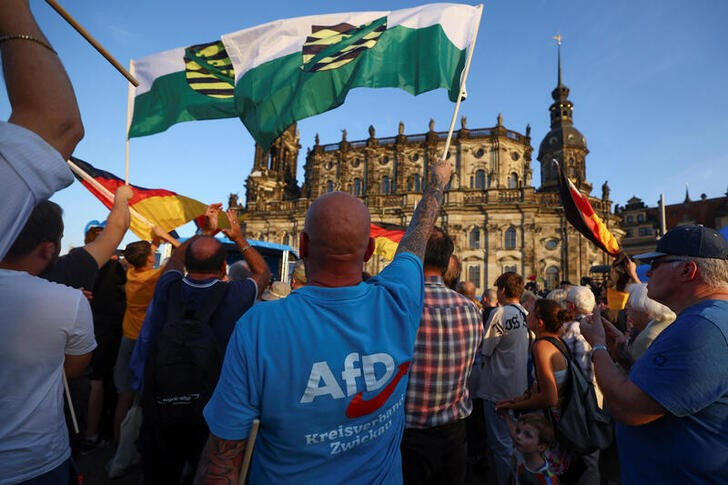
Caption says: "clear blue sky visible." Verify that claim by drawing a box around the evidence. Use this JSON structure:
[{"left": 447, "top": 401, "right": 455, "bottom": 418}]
[{"left": 2, "top": 0, "right": 727, "bottom": 252}]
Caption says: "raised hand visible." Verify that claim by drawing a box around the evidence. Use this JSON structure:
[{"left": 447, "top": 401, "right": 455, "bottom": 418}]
[
  {"left": 201, "top": 203, "right": 223, "bottom": 235},
  {"left": 222, "top": 209, "right": 243, "bottom": 243}
]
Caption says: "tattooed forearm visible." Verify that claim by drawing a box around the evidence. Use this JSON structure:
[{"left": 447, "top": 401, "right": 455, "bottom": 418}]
[
  {"left": 194, "top": 435, "right": 247, "bottom": 485},
  {"left": 396, "top": 159, "right": 451, "bottom": 261}
]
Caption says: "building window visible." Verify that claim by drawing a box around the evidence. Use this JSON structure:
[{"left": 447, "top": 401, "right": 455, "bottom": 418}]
[
  {"left": 626, "top": 215, "right": 633, "bottom": 224},
  {"left": 503, "top": 264, "right": 517, "bottom": 273},
  {"left": 326, "top": 180, "right": 334, "bottom": 192},
  {"left": 545, "top": 266, "right": 559, "bottom": 291},
  {"left": 637, "top": 214, "right": 644, "bottom": 223},
  {"left": 468, "top": 265, "right": 480, "bottom": 288},
  {"left": 353, "top": 178, "right": 362, "bottom": 196},
  {"left": 381, "top": 175, "right": 391, "bottom": 194},
  {"left": 507, "top": 172, "right": 518, "bottom": 189},
  {"left": 505, "top": 227, "right": 517, "bottom": 249},
  {"left": 469, "top": 228, "right": 480, "bottom": 249},
  {"left": 487, "top": 173, "right": 494, "bottom": 187},
  {"left": 474, "top": 169, "right": 486, "bottom": 189},
  {"left": 410, "top": 173, "right": 422, "bottom": 192},
  {"left": 283, "top": 233, "right": 290, "bottom": 246},
  {"left": 626, "top": 229, "right": 634, "bottom": 237},
  {"left": 638, "top": 227, "right": 652, "bottom": 236}
]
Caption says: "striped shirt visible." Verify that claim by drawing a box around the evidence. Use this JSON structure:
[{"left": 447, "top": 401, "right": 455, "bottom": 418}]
[{"left": 405, "top": 276, "right": 484, "bottom": 428}]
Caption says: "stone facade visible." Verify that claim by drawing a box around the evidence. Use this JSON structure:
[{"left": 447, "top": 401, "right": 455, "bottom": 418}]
[
  {"left": 237, "top": 54, "right": 621, "bottom": 291},
  {"left": 618, "top": 192, "right": 728, "bottom": 257}
]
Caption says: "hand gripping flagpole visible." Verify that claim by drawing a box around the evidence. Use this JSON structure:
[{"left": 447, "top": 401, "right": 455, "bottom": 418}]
[
  {"left": 67, "top": 159, "right": 155, "bottom": 229},
  {"left": 45, "top": 0, "right": 139, "bottom": 86},
  {"left": 440, "top": 4, "right": 484, "bottom": 161}
]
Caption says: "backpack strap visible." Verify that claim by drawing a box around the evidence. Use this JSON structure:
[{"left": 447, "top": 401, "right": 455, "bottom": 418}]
[
  {"left": 506, "top": 303, "right": 527, "bottom": 322},
  {"left": 537, "top": 335, "right": 573, "bottom": 362}
]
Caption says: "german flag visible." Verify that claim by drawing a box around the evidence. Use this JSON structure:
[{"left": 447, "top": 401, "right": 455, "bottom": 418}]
[
  {"left": 370, "top": 222, "right": 405, "bottom": 261},
  {"left": 556, "top": 160, "right": 620, "bottom": 256},
  {"left": 68, "top": 157, "right": 218, "bottom": 241}
]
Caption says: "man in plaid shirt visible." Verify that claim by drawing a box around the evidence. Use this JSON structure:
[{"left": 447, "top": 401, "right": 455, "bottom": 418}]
[{"left": 401, "top": 228, "right": 483, "bottom": 484}]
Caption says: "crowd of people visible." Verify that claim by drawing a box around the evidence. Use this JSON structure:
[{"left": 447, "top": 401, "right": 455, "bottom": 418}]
[{"left": 2, "top": 2, "right": 728, "bottom": 484}]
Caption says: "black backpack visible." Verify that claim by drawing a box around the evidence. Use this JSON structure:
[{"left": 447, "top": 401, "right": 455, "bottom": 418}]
[
  {"left": 539, "top": 336, "right": 614, "bottom": 455},
  {"left": 144, "top": 280, "right": 228, "bottom": 428}
]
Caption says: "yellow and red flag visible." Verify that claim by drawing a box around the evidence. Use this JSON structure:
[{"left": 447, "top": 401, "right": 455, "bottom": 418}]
[
  {"left": 68, "top": 157, "right": 218, "bottom": 240},
  {"left": 555, "top": 161, "right": 620, "bottom": 256},
  {"left": 370, "top": 222, "right": 405, "bottom": 261}
]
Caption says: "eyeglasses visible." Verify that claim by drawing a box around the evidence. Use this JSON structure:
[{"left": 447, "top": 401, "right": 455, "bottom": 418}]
[{"left": 646, "top": 257, "right": 687, "bottom": 271}]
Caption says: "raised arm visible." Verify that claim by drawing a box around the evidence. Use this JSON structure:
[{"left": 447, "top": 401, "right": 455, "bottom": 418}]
[
  {"left": 152, "top": 225, "right": 181, "bottom": 248},
  {"left": 396, "top": 159, "right": 452, "bottom": 261},
  {"left": 222, "top": 209, "right": 271, "bottom": 291},
  {"left": 580, "top": 311, "right": 666, "bottom": 425},
  {"left": 2, "top": 0, "right": 83, "bottom": 159},
  {"left": 84, "top": 184, "right": 132, "bottom": 267}
]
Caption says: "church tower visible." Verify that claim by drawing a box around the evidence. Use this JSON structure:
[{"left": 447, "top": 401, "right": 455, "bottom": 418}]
[
  {"left": 245, "top": 124, "right": 301, "bottom": 205},
  {"left": 537, "top": 36, "right": 590, "bottom": 192}
]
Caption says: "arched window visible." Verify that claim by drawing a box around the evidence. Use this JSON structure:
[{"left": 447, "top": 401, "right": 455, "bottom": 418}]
[
  {"left": 507, "top": 172, "right": 518, "bottom": 189},
  {"left": 545, "top": 266, "right": 559, "bottom": 291},
  {"left": 381, "top": 175, "right": 390, "bottom": 194},
  {"left": 468, "top": 265, "right": 481, "bottom": 288},
  {"left": 475, "top": 169, "right": 486, "bottom": 189},
  {"left": 637, "top": 213, "right": 644, "bottom": 223},
  {"left": 326, "top": 180, "right": 334, "bottom": 192},
  {"left": 469, "top": 228, "right": 480, "bottom": 249},
  {"left": 353, "top": 178, "right": 362, "bottom": 196},
  {"left": 283, "top": 233, "right": 290, "bottom": 246},
  {"left": 505, "top": 227, "right": 517, "bottom": 249}
]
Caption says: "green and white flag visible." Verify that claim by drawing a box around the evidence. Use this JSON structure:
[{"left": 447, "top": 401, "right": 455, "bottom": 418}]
[
  {"left": 128, "top": 40, "right": 237, "bottom": 138},
  {"left": 129, "top": 3, "right": 483, "bottom": 148},
  {"left": 223, "top": 3, "right": 482, "bottom": 149}
]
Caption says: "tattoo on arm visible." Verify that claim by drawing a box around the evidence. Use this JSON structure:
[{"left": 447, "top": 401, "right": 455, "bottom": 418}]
[
  {"left": 396, "top": 169, "right": 448, "bottom": 261},
  {"left": 194, "top": 435, "right": 247, "bottom": 485}
]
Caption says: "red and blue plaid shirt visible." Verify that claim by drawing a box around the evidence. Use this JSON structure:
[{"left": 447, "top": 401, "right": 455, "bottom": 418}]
[{"left": 405, "top": 275, "right": 484, "bottom": 428}]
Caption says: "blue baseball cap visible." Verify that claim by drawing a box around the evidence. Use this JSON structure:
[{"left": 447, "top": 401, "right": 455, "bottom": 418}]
[{"left": 634, "top": 225, "right": 728, "bottom": 260}]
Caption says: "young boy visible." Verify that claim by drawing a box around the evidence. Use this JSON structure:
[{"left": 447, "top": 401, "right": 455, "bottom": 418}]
[{"left": 501, "top": 411, "right": 559, "bottom": 484}]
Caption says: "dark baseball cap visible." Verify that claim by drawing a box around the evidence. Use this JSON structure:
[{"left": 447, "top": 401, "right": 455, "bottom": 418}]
[{"left": 634, "top": 225, "right": 728, "bottom": 260}]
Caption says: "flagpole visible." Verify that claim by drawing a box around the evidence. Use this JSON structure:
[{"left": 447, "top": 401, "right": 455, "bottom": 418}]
[
  {"left": 63, "top": 372, "right": 79, "bottom": 434},
  {"left": 440, "top": 4, "right": 484, "bottom": 161},
  {"left": 125, "top": 61, "right": 136, "bottom": 184},
  {"left": 44, "top": 0, "right": 139, "bottom": 86},
  {"left": 67, "top": 159, "right": 155, "bottom": 228}
]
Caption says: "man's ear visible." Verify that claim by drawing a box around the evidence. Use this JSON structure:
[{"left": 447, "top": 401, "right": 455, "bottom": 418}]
[
  {"left": 681, "top": 260, "right": 699, "bottom": 281},
  {"left": 363, "top": 237, "right": 375, "bottom": 263},
  {"left": 300, "top": 232, "right": 309, "bottom": 258},
  {"left": 38, "top": 241, "right": 57, "bottom": 263}
]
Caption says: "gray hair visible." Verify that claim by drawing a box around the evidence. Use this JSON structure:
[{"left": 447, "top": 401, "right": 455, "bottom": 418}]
[
  {"left": 690, "top": 257, "right": 728, "bottom": 289},
  {"left": 566, "top": 285, "right": 596, "bottom": 313},
  {"left": 626, "top": 283, "right": 676, "bottom": 322},
  {"left": 546, "top": 288, "right": 568, "bottom": 308}
]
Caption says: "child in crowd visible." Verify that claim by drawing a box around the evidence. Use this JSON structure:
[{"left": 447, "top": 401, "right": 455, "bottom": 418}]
[{"left": 500, "top": 411, "right": 559, "bottom": 484}]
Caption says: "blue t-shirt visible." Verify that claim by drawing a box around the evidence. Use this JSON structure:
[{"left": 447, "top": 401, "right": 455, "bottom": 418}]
[
  {"left": 617, "top": 299, "right": 728, "bottom": 483},
  {"left": 204, "top": 252, "right": 424, "bottom": 484},
  {"left": 129, "top": 270, "right": 258, "bottom": 390}
]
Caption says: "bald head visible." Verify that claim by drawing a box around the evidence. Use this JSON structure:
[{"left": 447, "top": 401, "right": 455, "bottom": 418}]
[
  {"left": 304, "top": 192, "right": 371, "bottom": 260},
  {"left": 186, "top": 236, "right": 226, "bottom": 274},
  {"left": 457, "top": 280, "right": 477, "bottom": 298}
]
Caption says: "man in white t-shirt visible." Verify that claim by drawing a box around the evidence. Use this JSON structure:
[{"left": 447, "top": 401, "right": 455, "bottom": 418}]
[{"left": 0, "top": 201, "right": 96, "bottom": 483}]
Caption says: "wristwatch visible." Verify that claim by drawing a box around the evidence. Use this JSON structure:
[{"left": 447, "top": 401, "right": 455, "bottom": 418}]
[{"left": 590, "top": 344, "right": 609, "bottom": 362}]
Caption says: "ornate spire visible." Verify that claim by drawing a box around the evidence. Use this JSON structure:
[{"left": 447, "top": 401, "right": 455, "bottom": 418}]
[
  {"left": 549, "top": 34, "right": 573, "bottom": 129},
  {"left": 554, "top": 33, "right": 563, "bottom": 87}
]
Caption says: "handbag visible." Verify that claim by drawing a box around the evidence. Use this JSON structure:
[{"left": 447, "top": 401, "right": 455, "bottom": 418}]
[{"left": 540, "top": 336, "right": 613, "bottom": 455}]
